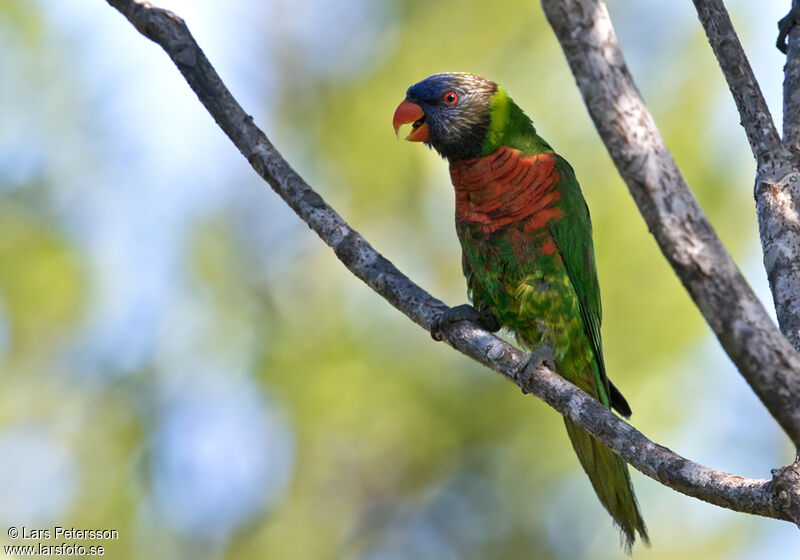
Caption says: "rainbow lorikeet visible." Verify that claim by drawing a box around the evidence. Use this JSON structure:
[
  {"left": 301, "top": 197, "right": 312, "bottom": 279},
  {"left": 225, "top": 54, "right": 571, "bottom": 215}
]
[{"left": 392, "top": 73, "right": 648, "bottom": 549}]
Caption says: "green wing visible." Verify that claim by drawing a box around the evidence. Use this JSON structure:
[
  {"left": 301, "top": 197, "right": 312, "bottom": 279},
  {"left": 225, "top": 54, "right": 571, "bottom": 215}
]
[{"left": 547, "top": 157, "right": 629, "bottom": 415}]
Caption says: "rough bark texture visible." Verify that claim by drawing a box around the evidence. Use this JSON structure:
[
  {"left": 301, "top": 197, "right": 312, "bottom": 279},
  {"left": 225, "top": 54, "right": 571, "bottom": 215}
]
[
  {"left": 692, "top": 0, "right": 800, "bottom": 391},
  {"left": 692, "top": 0, "right": 783, "bottom": 160},
  {"left": 785, "top": 2, "right": 800, "bottom": 155},
  {"left": 772, "top": 454, "right": 800, "bottom": 528},
  {"left": 540, "top": 0, "right": 800, "bottom": 449},
  {"left": 771, "top": 0, "right": 800, "bottom": 355},
  {"left": 755, "top": 162, "right": 800, "bottom": 353},
  {"left": 105, "top": 0, "right": 800, "bottom": 525}
]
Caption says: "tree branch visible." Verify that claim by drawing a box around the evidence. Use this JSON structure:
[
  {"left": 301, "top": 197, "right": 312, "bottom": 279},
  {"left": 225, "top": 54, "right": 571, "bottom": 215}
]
[
  {"left": 781, "top": 0, "right": 800, "bottom": 155},
  {"left": 105, "top": 0, "right": 800, "bottom": 524},
  {"left": 692, "top": 0, "right": 783, "bottom": 162},
  {"left": 786, "top": 77, "right": 800, "bottom": 157},
  {"left": 691, "top": 1, "right": 800, "bottom": 362},
  {"left": 540, "top": 0, "right": 800, "bottom": 449}
]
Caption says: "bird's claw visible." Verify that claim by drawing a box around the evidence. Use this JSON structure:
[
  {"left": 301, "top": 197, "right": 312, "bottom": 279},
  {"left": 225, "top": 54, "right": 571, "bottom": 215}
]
[
  {"left": 778, "top": 1, "right": 800, "bottom": 54},
  {"left": 430, "top": 304, "right": 500, "bottom": 341},
  {"left": 517, "top": 345, "right": 556, "bottom": 394}
]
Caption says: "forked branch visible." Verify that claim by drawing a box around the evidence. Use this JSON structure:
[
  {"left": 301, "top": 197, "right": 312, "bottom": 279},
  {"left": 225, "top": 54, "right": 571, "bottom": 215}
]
[{"left": 691, "top": 0, "right": 800, "bottom": 361}]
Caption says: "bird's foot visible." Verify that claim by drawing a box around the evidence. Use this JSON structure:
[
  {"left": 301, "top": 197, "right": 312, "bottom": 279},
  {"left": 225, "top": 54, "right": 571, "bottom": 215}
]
[
  {"left": 517, "top": 345, "right": 556, "bottom": 394},
  {"left": 430, "top": 304, "right": 500, "bottom": 341},
  {"left": 778, "top": 1, "right": 800, "bottom": 54}
]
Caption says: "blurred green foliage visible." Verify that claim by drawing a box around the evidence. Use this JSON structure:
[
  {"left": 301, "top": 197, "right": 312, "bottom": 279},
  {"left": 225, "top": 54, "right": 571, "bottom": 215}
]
[
  {"left": 0, "top": 196, "right": 83, "bottom": 356},
  {"left": 0, "top": 1, "right": 793, "bottom": 559}
]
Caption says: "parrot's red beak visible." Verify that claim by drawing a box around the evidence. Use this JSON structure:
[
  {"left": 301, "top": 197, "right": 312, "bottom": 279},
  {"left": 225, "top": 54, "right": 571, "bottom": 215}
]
[{"left": 393, "top": 99, "right": 429, "bottom": 142}]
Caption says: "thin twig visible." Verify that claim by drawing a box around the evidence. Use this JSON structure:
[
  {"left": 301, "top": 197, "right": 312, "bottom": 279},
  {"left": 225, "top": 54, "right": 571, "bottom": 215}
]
[
  {"left": 105, "top": 0, "right": 798, "bottom": 523},
  {"left": 540, "top": 0, "right": 800, "bottom": 448}
]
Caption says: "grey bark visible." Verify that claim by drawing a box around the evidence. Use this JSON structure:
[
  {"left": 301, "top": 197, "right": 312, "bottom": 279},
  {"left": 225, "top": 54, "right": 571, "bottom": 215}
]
[
  {"left": 773, "top": 0, "right": 800, "bottom": 355},
  {"left": 691, "top": 0, "right": 800, "bottom": 391},
  {"left": 692, "top": 0, "right": 783, "bottom": 160},
  {"left": 784, "top": 1, "right": 800, "bottom": 155},
  {"left": 540, "top": 0, "right": 800, "bottom": 449},
  {"left": 105, "top": 0, "right": 800, "bottom": 525}
]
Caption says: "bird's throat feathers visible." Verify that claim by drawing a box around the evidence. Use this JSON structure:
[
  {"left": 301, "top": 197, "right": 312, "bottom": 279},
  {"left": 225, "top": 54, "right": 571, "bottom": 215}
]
[{"left": 450, "top": 146, "right": 563, "bottom": 237}]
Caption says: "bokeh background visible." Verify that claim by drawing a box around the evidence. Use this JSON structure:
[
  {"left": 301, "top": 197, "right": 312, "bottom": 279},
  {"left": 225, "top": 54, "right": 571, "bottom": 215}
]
[{"left": 0, "top": 0, "right": 797, "bottom": 558}]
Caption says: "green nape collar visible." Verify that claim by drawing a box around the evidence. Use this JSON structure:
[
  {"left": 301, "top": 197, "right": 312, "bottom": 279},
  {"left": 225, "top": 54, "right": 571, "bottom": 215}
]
[
  {"left": 481, "top": 85, "right": 511, "bottom": 156},
  {"left": 480, "top": 85, "right": 553, "bottom": 157}
]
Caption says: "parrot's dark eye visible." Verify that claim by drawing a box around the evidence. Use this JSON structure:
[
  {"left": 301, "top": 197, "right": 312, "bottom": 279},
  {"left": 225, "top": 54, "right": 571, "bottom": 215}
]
[{"left": 443, "top": 92, "right": 458, "bottom": 105}]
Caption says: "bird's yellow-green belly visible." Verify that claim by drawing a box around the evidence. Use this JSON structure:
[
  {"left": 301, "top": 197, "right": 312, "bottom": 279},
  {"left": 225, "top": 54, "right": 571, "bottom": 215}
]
[
  {"left": 467, "top": 246, "right": 596, "bottom": 386},
  {"left": 507, "top": 270, "right": 594, "bottom": 380}
]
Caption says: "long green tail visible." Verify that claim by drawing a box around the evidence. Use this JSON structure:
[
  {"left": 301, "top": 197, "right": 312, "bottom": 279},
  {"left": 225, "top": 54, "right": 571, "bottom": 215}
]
[{"left": 564, "top": 418, "right": 649, "bottom": 551}]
